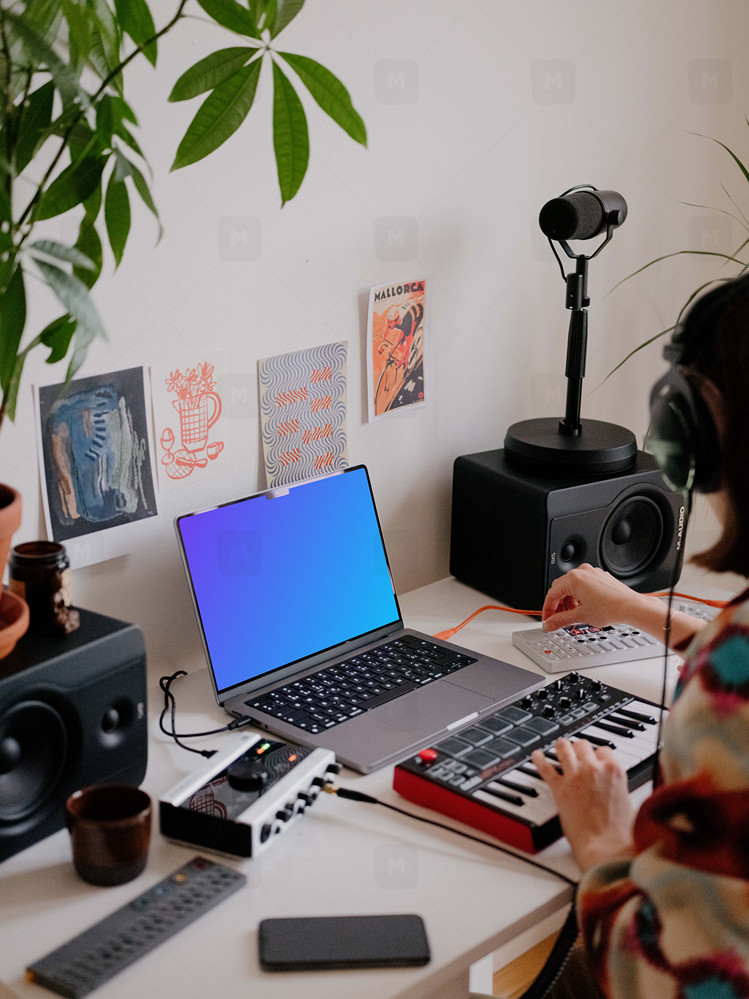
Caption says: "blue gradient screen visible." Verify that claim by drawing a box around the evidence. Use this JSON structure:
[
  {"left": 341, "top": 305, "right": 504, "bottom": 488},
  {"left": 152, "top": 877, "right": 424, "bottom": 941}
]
[{"left": 177, "top": 467, "right": 401, "bottom": 694}]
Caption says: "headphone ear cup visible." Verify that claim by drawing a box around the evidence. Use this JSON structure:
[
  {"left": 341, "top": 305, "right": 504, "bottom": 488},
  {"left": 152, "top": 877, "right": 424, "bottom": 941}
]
[{"left": 646, "top": 368, "right": 720, "bottom": 494}]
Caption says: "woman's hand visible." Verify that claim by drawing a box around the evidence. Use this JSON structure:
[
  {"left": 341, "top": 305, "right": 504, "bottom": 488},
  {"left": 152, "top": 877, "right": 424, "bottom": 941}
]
[
  {"left": 541, "top": 563, "right": 643, "bottom": 632},
  {"left": 531, "top": 738, "right": 635, "bottom": 872}
]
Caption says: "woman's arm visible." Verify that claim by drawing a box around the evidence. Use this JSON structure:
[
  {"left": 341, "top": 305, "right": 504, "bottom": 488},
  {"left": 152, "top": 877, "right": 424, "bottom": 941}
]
[{"left": 541, "top": 564, "right": 705, "bottom": 651}]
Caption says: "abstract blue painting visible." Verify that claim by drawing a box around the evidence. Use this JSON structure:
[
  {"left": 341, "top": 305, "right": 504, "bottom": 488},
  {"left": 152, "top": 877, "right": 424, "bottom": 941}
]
[{"left": 38, "top": 367, "right": 158, "bottom": 543}]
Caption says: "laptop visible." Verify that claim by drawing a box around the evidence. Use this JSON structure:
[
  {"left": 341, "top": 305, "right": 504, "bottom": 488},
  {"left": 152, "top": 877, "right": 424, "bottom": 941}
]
[{"left": 175, "top": 465, "right": 542, "bottom": 773}]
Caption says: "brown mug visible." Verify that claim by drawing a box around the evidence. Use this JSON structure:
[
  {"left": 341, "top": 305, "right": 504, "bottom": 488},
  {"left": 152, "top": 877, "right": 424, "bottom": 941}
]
[{"left": 65, "top": 784, "right": 152, "bottom": 887}]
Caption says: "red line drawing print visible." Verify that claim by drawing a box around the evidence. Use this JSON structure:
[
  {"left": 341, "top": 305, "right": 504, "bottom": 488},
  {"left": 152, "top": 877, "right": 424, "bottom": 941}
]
[
  {"left": 314, "top": 452, "right": 334, "bottom": 470},
  {"left": 277, "top": 420, "right": 300, "bottom": 437},
  {"left": 310, "top": 366, "right": 332, "bottom": 383},
  {"left": 301, "top": 423, "right": 333, "bottom": 444},
  {"left": 280, "top": 448, "right": 301, "bottom": 467},
  {"left": 160, "top": 362, "right": 224, "bottom": 480},
  {"left": 275, "top": 386, "right": 308, "bottom": 407},
  {"left": 310, "top": 395, "right": 331, "bottom": 412}
]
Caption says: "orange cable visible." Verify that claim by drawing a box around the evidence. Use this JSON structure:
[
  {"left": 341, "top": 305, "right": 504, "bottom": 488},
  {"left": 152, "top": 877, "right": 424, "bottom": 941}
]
[{"left": 434, "top": 590, "right": 729, "bottom": 641}]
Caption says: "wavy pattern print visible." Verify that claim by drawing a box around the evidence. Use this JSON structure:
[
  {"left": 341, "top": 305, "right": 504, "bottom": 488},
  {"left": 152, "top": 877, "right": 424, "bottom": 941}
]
[{"left": 258, "top": 342, "right": 349, "bottom": 487}]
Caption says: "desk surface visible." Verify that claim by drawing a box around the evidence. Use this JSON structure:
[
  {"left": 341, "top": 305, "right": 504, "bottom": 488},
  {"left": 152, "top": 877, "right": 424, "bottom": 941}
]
[{"left": 0, "top": 570, "right": 733, "bottom": 999}]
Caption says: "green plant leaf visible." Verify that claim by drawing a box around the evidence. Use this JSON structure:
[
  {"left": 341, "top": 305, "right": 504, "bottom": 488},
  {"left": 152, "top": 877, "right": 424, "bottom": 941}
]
[
  {"left": 62, "top": 0, "right": 91, "bottom": 67},
  {"left": 171, "top": 59, "right": 262, "bottom": 170},
  {"left": 610, "top": 249, "right": 747, "bottom": 294},
  {"left": 196, "top": 0, "right": 259, "bottom": 38},
  {"left": 87, "top": 0, "right": 124, "bottom": 95},
  {"left": 278, "top": 51, "right": 366, "bottom": 145},
  {"left": 0, "top": 266, "right": 27, "bottom": 396},
  {"left": 272, "top": 60, "right": 309, "bottom": 205},
  {"left": 104, "top": 173, "right": 131, "bottom": 268},
  {"left": 126, "top": 158, "right": 162, "bottom": 238},
  {"left": 39, "top": 314, "right": 78, "bottom": 364},
  {"left": 33, "top": 259, "right": 107, "bottom": 380},
  {"left": 14, "top": 81, "right": 55, "bottom": 174},
  {"left": 689, "top": 130, "right": 749, "bottom": 189},
  {"left": 35, "top": 153, "right": 107, "bottom": 220},
  {"left": 114, "top": 0, "right": 157, "bottom": 66},
  {"left": 73, "top": 216, "right": 103, "bottom": 288},
  {"left": 271, "top": 0, "right": 305, "bottom": 38},
  {"left": 24, "top": 0, "right": 64, "bottom": 38},
  {"left": 169, "top": 47, "right": 259, "bottom": 102},
  {"left": 29, "top": 239, "right": 97, "bottom": 270},
  {"left": 3, "top": 10, "right": 88, "bottom": 109}
]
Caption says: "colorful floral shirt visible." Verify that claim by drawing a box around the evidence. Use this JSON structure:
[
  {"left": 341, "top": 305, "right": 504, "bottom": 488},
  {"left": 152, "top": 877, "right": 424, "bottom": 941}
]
[{"left": 579, "top": 588, "right": 749, "bottom": 999}]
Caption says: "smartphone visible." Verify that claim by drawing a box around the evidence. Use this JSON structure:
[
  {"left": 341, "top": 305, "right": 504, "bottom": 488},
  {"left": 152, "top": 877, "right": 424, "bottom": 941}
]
[{"left": 258, "top": 913, "right": 430, "bottom": 971}]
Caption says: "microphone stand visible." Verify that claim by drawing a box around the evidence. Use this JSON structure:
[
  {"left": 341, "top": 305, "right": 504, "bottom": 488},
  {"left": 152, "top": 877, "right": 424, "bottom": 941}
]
[
  {"left": 504, "top": 224, "right": 636, "bottom": 474},
  {"left": 559, "top": 255, "right": 588, "bottom": 436}
]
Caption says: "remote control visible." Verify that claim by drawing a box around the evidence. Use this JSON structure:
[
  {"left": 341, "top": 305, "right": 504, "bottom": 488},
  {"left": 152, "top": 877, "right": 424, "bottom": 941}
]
[{"left": 26, "top": 857, "right": 246, "bottom": 998}]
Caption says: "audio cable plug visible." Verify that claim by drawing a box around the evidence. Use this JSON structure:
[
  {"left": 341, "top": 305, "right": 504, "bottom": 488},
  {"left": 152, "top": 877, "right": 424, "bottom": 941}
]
[{"left": 322, "top": 784, "right": 378, "bottom": 804}]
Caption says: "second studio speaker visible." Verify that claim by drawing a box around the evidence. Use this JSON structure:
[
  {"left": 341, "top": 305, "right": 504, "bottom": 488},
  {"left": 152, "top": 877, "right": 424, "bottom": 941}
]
[
  {"left": 449, "top": 449, "right": 686, "bottom": 611},
  {"left": 0, "top": 608, "right": 148, "bottom": 863}
]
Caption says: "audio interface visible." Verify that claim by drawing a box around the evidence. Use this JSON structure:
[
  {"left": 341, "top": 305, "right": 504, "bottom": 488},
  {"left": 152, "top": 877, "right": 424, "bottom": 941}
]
[{"left": 160, "top": 733, "right": 339, "bottom": 858}]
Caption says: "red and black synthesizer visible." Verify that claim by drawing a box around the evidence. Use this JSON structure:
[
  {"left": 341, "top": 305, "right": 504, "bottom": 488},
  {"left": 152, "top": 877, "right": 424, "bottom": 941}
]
[{"left": 393, "top": 672, "right": 664, "bottom": 853}]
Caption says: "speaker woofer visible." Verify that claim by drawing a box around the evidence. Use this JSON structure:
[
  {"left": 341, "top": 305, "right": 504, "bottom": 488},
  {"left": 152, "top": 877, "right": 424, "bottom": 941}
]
[
  {"left": 0, "top": 701, "right": 67, "bottom": 823},
  {"left": 600, "top": 497, "right": 663, "bottom": 577}
]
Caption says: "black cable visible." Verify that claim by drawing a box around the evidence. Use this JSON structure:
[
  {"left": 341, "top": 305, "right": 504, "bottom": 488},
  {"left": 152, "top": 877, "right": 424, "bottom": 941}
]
[
  {"left": 158, "top": 670, "right": 252, "bottom": 757},
  {"left": 325, "top": 785, "right": 578, "bottom": 888},
  {"left": 326, "top": 785, "right": 579, "bottom": 999}
]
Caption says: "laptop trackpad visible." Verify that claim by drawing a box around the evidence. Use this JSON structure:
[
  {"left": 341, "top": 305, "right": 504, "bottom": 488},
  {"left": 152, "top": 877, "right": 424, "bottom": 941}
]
[{"left": 376, "top": 679, "right": 493, "bottom": 732}]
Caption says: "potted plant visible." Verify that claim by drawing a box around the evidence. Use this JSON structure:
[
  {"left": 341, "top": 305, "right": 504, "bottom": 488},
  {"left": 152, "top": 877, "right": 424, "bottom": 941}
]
[
  {"left": 0, "top": 0, "right": 366, "bottom": 653},
  {"left": 606, "top": 124, "right": 749, "bottom": 378}
]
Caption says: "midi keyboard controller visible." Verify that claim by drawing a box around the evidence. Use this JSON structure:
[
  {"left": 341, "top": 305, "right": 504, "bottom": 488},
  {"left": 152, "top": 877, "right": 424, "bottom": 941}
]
[{"left": 393, "top": 672, "right": 664, "bottom": 853}]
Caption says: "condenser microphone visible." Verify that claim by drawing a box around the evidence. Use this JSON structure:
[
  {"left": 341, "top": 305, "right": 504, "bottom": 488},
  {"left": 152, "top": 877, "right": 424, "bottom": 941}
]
[{"left": 539, "top": 189, "right": 627, "bottom": 241}]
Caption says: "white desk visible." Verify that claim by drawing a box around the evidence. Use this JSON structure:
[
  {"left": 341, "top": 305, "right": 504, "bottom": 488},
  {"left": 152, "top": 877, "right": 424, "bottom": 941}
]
[{"left": 0, "top": 571, "right": 732, "bottom": 999}]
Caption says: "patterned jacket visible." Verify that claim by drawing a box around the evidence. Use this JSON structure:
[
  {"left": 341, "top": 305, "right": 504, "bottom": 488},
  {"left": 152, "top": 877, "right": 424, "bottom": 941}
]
[{"left": 579, "top": 589, "right": 749, "bottom": 998}]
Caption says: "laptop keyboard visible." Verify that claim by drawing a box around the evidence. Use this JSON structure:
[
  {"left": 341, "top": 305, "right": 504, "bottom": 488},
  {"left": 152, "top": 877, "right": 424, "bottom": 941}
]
[{"left": 245, "top": 636, "right": 477, "bottom": 734}]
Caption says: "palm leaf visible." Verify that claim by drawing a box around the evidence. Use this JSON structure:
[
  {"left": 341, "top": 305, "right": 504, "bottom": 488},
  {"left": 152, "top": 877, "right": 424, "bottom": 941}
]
[
  {"left": 272, "top": 60, "right": 309, "bottom": 205},
  {"left": 278, "top": 51, "right": 366, "bottom": 145},
  {"left": 171, "top": 60, "right": 262, "bottom": 170}
]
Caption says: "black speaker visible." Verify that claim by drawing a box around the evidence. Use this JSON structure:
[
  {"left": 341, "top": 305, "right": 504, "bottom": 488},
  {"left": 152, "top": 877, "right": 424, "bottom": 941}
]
[
  {"left": 0, "top": 608, "right": 147, "bottom": 862},
  {"left": 450, "top": 449, "right": 686, "bottom": 611}
]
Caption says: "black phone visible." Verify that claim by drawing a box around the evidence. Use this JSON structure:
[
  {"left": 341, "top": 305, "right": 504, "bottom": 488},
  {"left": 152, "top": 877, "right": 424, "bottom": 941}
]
[{"left": 258, "top": 913, "right": 430, "bottom": 971}]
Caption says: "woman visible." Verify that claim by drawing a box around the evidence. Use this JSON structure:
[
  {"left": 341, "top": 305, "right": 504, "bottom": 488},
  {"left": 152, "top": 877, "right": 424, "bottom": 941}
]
[{"left": 530, "top": 275, "right": 749, "bottom": 998}]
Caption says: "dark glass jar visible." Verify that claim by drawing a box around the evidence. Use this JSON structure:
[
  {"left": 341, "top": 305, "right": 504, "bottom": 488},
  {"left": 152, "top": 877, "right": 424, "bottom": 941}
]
[{"left": 9, "top": 541, "right": 79, "bottom": 634}]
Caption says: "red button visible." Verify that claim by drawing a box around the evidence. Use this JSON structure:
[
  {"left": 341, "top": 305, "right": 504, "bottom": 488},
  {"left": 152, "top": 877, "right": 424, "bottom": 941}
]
[{"left": 418, "top": 748, "right": 438, "bottom": 763}]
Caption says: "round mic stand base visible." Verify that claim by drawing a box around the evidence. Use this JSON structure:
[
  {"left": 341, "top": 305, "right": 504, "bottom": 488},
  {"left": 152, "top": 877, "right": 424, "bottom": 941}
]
[{"left": 504, "top": 417, "right": 637, "bottom": 475}]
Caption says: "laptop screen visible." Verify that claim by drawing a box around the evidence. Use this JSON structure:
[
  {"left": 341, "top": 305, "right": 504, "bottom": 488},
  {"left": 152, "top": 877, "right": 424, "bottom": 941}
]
[{"left": 176, "top": 466, "right": 401, "bottom": 695}]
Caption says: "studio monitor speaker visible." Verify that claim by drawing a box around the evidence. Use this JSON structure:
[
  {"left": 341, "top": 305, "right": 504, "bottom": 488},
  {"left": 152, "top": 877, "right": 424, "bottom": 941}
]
[
  {"left": 0, "top": 608, "right": 147, "bottom": 862},
  {"left": 450, "top": 449, "right": 686, "bottom": 611}
]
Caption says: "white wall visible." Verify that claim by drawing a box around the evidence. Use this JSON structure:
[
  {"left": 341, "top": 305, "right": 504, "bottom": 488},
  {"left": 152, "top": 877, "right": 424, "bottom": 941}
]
[{"left": 3, "top": 0, "right": 748, "bottom": 673}]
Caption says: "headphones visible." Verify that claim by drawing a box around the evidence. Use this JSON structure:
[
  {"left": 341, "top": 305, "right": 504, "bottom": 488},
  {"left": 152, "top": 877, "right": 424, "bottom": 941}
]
[
  {"left": 645, "top": 347, "right": 720, "bottom": 495},
  {"left": 643, "top": 278, "right": 747, "bottom": 496}
]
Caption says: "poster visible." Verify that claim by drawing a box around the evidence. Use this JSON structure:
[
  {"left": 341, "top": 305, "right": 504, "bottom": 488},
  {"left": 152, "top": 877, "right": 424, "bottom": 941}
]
[
  {"left": 35, "top": 366, "right": 158, "bottom": 567},
  {"left": 367, "top": 277, "right": 427, "bottom": 420},
  {"left": 150, "top": 352, "right": 226, "bottom": 490},
  {"left": 258, "top": 341, "right": 348, "bottom": 488}
]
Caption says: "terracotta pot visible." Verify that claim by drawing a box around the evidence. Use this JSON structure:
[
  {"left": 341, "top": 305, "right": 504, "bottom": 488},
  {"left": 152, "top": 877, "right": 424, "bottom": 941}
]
[
  {"left": 0, "top": 589, "right": 29, "bottom": 658},
  {"left": 0, "top": 484, "right": 29, "bottom": 657},
  {"left": 0, "top": 484, "right": 22, "bottom": 578}
]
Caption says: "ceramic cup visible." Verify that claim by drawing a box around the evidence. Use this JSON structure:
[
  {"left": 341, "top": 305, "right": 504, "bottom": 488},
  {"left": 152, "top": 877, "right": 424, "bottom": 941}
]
[{"left": 65, "top": 784, "right": 151, "bottom": 887}]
